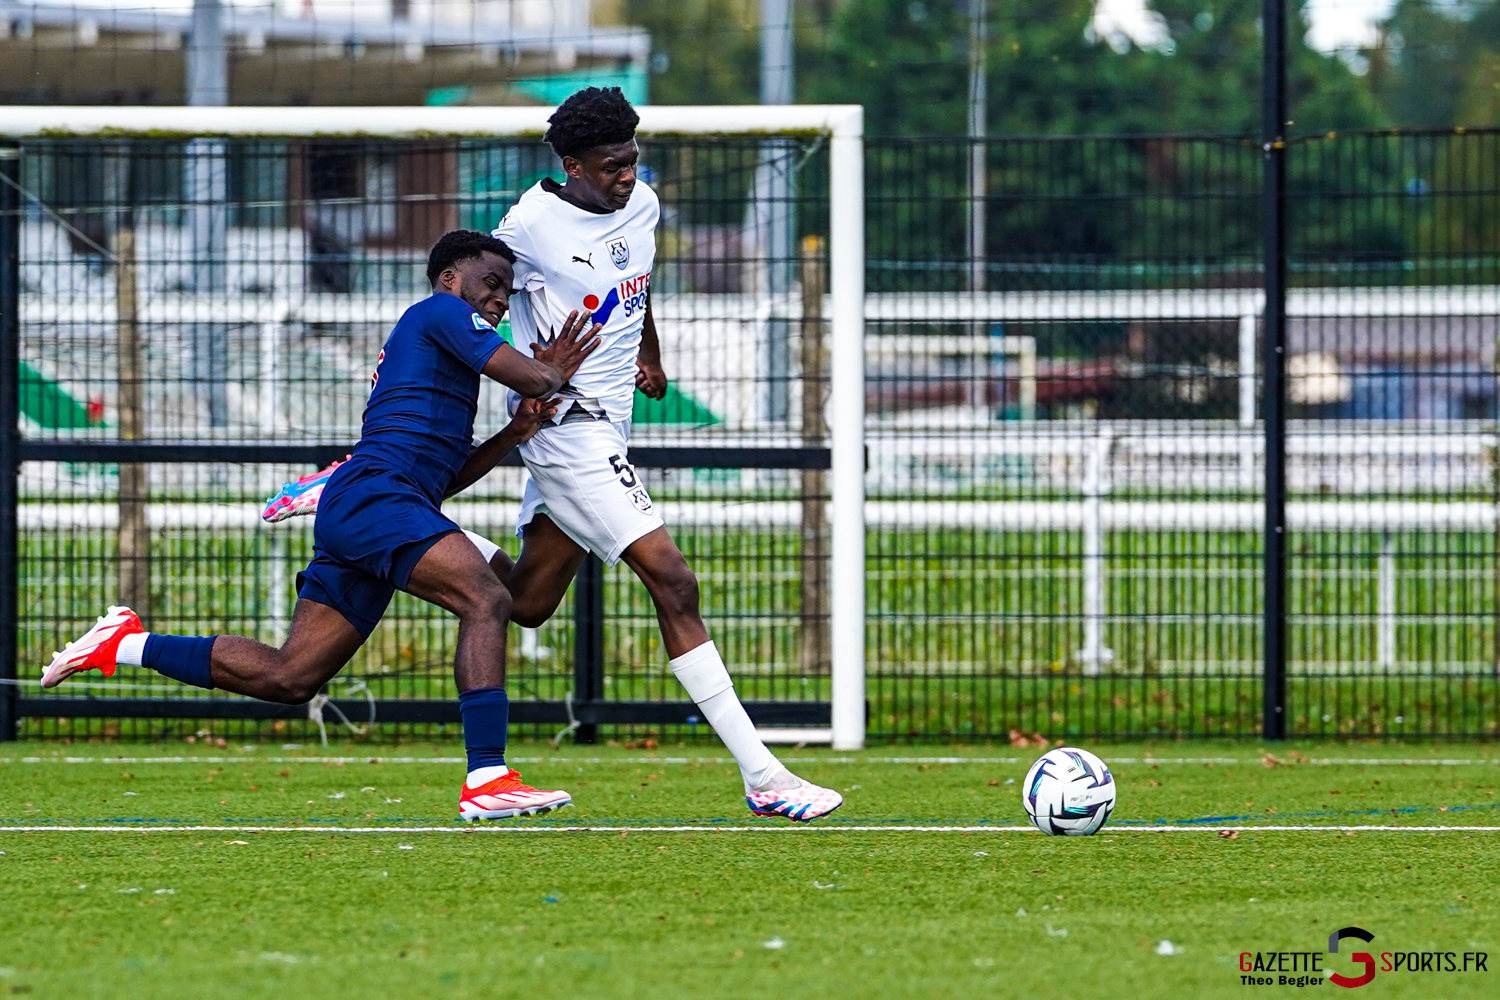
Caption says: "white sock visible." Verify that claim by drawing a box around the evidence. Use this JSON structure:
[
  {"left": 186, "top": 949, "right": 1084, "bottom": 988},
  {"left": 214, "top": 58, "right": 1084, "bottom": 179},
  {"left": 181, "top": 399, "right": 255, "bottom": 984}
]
[
  {"left": 463, "top": 530, "right": 502, "bottom": 564},
  {"left": 116, "top": 632, "right": 150, "bottom": 666},
  {"left": 466, "top": 764, "right": 511, "bottom": 787},
  {"left": 669, "top": 641, "right": 795, "bottom": 792}
]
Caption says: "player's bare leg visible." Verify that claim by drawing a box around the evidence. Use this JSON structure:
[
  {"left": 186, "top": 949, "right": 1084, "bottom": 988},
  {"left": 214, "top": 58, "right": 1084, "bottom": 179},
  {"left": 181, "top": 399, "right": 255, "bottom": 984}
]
[
  {"left": 619, "top": 528, "right": 843, "bottom": 822},
  {"left": 48, "top": 535, "right": 515, "bottom": 704},
  {"left": 473, "top": 516, "right": 587, "bottom": 629},
  {"left": 42, "top": 599, "right": 363, "bottom": 700},
  {"left": 402, "top": 531, "right": 514, "bottom": 691},
  {"left": 403, "top": 531, "right": 570, "bottom": 819},
  {"left": 617, "top": 528, "right": 709, "bottom": 656},
  {"left": 208, "top": 600, "right": 364, "bottom": 701},
  {"left": 45, "top": 534, "right": 513, "bottom": 701}
]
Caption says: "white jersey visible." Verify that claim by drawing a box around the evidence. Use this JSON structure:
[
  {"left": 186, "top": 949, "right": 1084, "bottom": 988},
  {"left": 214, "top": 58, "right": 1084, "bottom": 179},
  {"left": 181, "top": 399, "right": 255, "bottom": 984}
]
[{"left": 493, "top": 178, "right": 659, "bottom": 422}]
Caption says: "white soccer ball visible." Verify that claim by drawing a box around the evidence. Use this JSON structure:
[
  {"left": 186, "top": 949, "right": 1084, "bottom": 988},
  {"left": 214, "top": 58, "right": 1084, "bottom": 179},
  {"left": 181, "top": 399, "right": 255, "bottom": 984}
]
[{"left": 1022, "top": 747, "right": 1117, "bottom": 836}]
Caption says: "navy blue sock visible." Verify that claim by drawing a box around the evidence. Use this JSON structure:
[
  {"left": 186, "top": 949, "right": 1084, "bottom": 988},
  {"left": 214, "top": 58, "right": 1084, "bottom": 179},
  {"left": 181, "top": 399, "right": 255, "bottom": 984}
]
[
  {"left": 142, "top": 634, "right": 216, "bottom": 690},
  {"left": 458, "top": 686, "right": 509, "bottom": 773}
]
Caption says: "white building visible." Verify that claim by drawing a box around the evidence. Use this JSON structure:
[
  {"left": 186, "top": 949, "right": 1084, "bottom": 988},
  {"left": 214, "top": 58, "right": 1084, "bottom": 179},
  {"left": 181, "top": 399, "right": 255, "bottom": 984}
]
[{"left": 0, "top": 0, "right": 647, "bottom": 105}]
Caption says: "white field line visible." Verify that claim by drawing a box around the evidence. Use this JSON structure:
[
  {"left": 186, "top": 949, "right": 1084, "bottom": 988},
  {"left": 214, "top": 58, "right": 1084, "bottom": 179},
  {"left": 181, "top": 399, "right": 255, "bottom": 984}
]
[
  {"left": 3, "top": 755, "right": 1499, "bottom": 767},
  {"left": 1, "top": 824, "right": 1498, "bottom": 834}
]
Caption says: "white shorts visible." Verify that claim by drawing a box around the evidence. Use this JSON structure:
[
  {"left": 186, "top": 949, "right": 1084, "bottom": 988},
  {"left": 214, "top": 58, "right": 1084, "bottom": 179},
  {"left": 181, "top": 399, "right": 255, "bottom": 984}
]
[{"left": 515, "top": 417, "right": 664, "bottom": 566}]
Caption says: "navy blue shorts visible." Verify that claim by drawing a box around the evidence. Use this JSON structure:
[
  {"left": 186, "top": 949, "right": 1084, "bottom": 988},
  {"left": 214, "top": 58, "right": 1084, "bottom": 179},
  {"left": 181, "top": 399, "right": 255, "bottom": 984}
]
[{"left": 295, "top": 459, "right": 460, "bottom": 639}]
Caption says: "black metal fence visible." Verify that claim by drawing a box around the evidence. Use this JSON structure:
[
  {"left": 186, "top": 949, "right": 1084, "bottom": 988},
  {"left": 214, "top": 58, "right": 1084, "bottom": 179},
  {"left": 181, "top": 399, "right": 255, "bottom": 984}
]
[
  {"left": 1, "top": 129, "right": 1498, "bottom": 742},
  {"left": 864, "top": 130, "right": 1500, "bottom": 740}
]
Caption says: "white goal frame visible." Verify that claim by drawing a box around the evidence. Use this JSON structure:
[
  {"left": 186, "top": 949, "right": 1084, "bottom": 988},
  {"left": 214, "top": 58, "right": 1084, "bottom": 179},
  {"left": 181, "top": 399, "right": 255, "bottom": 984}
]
[{"left": 1, "top": 105, "right": 869, "bottom": 750}]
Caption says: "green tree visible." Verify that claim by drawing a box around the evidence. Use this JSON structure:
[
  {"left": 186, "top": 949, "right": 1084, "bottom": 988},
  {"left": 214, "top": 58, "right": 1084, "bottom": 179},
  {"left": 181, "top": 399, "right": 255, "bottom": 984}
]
[
  {"left": 1136, "top": 1, "right": 1387, "bottom": 135},
  {"left": 1358, "top": 4, "right": 1500, "bottom": 273},
  {"left": 1367, "top": 0, "right": 1475, "bottom": 128},
  {"left": 626, "top": 0, "right": 761, "bottom": 105},
  {"left": 630, "top": 1, "right": 1388, "bottom": 137},
  {"left": 800, "top": 0, "right": 971, "bottom": 135},
  {"left": 805, "top": 0, "right": 1386, "bottom": 137}
]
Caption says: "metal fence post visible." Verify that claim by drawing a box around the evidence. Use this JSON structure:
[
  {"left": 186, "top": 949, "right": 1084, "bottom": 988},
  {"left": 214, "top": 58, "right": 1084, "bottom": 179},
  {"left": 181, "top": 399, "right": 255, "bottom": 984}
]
[
  {"left": 573, "top": 554, "right": 605, "bottom": 744},
  {"left": 0, "top": 144, "right": 20, "bottom": 741},
  {"left": 116, "top": 165, "right": 151, "bottom": 617},
  {"left": 1261, "top": 0, "right": 1290, "bottom": 740},
  {"left": 799, "top": 236, "right": 830, "bottom": 676}
]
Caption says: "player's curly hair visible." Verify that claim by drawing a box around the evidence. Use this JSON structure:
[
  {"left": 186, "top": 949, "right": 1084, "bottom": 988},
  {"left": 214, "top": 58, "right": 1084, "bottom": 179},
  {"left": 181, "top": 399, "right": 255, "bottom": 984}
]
[
  {"left": 426, "top": 230, "right": 515, "bottom": 285},
  {"left": 544, "top": 86, "right": 640, "bottom": 160}
]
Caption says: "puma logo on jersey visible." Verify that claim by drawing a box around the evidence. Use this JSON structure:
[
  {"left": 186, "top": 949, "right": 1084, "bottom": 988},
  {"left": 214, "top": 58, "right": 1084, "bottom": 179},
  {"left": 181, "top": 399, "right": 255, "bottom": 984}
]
[{"left": 572, "top": 254, "right": 594, "bottom": 269}]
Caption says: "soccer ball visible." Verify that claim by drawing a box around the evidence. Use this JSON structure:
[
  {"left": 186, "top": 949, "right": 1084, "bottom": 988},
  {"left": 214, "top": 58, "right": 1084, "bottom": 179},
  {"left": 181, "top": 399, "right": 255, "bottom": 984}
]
[{"left": 1022, "top": 747, "right": 1117, "bottom": 836}]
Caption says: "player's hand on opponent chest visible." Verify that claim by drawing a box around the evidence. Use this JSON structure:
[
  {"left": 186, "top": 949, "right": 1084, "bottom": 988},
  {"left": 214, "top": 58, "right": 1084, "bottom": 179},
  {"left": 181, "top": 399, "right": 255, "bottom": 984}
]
[
  {"left": 534, "top": 309, "right": 603, "bottom": 382},
  {"left": 635, "top": 358, "right": 668, "bottom": 400}
]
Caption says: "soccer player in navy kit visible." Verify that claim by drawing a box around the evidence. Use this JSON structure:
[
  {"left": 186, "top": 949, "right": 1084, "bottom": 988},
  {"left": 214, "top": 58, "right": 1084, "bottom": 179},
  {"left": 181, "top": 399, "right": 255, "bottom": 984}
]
[
  {"left": 222, "top": 90, "right": 842, "bottom": 822},
  {"left": 43, "top": 231, "right": 601, "bottom": 820}
]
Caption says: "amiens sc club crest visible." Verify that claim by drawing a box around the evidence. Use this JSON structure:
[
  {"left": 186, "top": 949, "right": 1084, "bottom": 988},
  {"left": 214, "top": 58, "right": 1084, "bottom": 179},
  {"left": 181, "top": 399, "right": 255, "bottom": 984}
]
[{"left": 608, "top": 238, "right": 629, "bottom": 269}]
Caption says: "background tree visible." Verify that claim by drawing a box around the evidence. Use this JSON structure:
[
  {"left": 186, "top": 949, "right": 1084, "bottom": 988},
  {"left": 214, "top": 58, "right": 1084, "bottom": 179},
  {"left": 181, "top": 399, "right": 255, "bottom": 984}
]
[
  {"left": 635, "top": 0, "right": 1388, "bottom": 137},
  {"left": 1367, "top": 0, "right": 1477, "bottom": 128}
]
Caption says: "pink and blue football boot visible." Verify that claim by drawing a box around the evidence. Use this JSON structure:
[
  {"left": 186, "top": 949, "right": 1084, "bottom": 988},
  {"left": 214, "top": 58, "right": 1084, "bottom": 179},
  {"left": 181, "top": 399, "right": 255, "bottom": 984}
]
[
  {"left": 746, "top": 776, "right": 844, "bottom": 822},
  {"left": 262, "top": 458, "right": 345, "bottom": 523}
]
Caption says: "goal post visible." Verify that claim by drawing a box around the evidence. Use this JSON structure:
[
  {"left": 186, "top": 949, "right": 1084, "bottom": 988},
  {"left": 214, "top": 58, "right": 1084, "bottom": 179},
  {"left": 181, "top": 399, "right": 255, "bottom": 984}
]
[{"left": 0, "top": 104, "right": 868, "bottom": 748}]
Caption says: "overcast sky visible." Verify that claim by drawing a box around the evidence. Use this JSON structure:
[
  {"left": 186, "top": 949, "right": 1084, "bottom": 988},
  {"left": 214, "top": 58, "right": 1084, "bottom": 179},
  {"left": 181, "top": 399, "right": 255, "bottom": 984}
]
[{"left": 1091, "top": 0, "right": 1401, "bottom": 53}]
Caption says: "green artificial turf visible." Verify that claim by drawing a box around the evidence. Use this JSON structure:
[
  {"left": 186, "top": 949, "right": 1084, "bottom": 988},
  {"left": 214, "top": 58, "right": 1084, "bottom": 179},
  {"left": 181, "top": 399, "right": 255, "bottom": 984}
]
[{"left": 2, "top": 741, "right": 1498, "bottom": 999}]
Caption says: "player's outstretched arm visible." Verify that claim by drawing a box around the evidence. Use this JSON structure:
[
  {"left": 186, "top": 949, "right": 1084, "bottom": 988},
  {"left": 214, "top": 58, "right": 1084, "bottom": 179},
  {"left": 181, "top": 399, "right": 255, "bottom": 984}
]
[
  {"left": 481, "top": 310, "right": 600, "bottom": 397},
  {"left": 444, "top": 397, "right": 560, "bottom": 499},
  {"left": 635, "top": 291, "right": 668, "bottom": 400}
]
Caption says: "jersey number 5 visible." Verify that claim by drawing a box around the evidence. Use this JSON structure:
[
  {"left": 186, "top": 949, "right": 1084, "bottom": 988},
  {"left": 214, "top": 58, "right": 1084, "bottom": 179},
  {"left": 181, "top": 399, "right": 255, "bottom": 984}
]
[{"left": 608, "top": 454, "right": 638, "bottom": 488}]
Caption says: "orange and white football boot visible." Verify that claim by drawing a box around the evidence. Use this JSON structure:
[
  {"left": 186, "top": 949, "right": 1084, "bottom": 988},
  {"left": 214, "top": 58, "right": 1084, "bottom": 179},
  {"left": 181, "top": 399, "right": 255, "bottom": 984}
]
[
  {"left": 41, "top": 606, "right": 144, "bottom": 689},
  {"left": 458, "top": 768, "right": 572, "bottom": 821}
]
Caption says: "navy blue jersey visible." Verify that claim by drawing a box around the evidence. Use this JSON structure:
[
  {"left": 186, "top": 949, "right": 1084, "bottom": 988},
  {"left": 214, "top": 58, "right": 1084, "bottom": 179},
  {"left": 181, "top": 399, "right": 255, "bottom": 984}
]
[{"left": 349, "top": 293, "right": 509, "bottom": 500}]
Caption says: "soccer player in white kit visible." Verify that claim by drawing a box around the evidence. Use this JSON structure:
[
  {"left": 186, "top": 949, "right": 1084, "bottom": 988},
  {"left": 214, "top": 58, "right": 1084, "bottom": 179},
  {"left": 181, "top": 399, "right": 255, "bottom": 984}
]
[{"left": 483, "top": 87, "right": 842, "bottom": 821}]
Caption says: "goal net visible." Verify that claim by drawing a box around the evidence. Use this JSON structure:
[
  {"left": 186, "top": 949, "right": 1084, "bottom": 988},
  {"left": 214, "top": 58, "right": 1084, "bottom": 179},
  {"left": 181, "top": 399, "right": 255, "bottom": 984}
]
[{"left": 1, "top": 105, "right": 866, "bottom": 746}]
